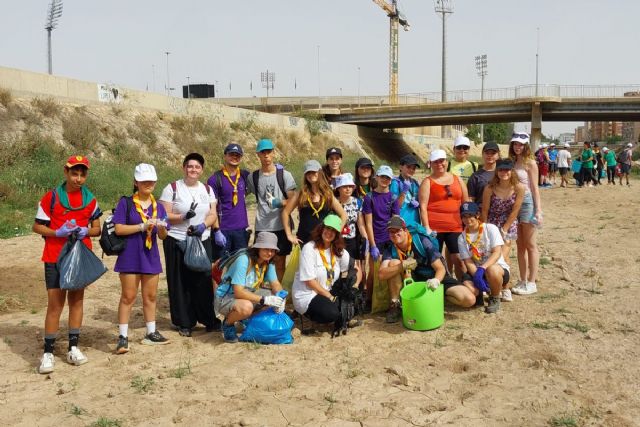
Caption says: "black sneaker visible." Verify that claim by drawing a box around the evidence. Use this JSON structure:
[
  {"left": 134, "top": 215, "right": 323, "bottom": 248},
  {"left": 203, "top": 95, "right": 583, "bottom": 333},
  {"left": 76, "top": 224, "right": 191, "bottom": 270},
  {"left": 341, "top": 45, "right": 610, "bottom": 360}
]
[
  {"left": 116, "top": 335, "right": 129, "bottom": 354},
  {"left": 178, "top": 328, "right": 192, "bottom": 337},
  {"left": 485, "top": 296, "right": 501, "bottom": 314},
  {"left": 141, "top": 331, "right": 170, "bottom": 345},
  {"left": 385, "top": 301, "right": 402, "bottom": 323},
  {"left": 475, "top": 293, "right": 485, "bottom": 307}
]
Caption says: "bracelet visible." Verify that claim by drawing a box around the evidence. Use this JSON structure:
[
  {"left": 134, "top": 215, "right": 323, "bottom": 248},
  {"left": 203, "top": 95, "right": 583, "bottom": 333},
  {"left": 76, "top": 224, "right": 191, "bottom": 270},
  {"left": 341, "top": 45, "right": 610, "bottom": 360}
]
[
  {"left": 139, "top": 223, "right": 145, "bottom": 232},
  {"left": 259, "top": 296, "right": 265, "bottom": 305}
]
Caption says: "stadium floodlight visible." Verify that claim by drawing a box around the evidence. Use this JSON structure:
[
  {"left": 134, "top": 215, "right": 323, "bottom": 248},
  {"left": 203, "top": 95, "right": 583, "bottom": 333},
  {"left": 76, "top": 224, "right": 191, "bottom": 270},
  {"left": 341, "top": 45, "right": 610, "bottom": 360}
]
[
  {"left": 45, "top": 0, "right": 63, "bottom": 75},
  {"left": 261, "top": 70, "right": 275, "bottom": 97}
]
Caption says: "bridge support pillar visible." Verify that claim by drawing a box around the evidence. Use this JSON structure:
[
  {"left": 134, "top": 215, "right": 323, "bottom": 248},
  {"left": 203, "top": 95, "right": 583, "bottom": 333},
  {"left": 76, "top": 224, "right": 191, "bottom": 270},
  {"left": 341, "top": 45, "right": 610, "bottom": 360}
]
[{"left": 530, "top": 102, "right": 542, "bottom": 151}]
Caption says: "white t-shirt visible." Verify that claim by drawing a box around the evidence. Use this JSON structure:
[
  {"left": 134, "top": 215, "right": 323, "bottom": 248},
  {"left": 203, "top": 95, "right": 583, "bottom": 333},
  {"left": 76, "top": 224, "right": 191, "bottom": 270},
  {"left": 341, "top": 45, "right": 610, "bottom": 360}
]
[
  {"left": 159, "top": 179, "right": 217, "bottom": 241},
  {"left": 556, "top": 149, "right": 572, "bottom": 168},
  {"left": 457, "top": 223, "right": 510, "bottom": 271},
  {"left": 292, "top": 241, "right": 350, "bottom": 314}
]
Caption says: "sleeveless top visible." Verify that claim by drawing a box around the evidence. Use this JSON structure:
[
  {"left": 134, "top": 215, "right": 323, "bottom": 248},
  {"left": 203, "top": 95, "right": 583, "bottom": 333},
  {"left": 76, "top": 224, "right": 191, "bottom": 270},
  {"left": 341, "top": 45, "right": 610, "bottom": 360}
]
[
  {"left": 487, "top": 192, "right": 518, "bottom": 240},
  {"left": 296, "top": 198, "right": 331, "bottom": 244},
  {"left": 427, "top": 176, "right": 463, "bottom": 232},
  {"left": 514, "top": 164, "right": 531, "bottom": 194}
]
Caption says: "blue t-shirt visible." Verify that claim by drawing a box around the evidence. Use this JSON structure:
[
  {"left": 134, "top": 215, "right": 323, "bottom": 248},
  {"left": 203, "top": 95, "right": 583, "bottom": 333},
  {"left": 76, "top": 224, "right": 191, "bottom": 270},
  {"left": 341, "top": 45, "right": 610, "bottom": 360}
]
[
  {"left": 382, "top": 235, "right": 441, "bottom": 277},
  {"left": 216, "top": 254, "right": 278, "bottom": 298},
  {"left": 548, "top": 149, "right": 558, "bottom": 162},
  {"left": 389, "top": 176, "right": 421, "bottom": 226},
  {"left": 362, "top": 191, "right": 400, "bottom": 245}
]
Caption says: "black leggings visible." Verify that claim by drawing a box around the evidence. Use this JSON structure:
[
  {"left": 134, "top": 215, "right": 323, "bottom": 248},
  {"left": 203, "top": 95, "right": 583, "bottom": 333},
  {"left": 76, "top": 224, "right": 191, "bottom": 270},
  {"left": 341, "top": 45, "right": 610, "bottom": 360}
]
[
  {"left": 305, "top": 295, "right": 340, "bottom": 324},
  {"left": 607, "top": 166, "right": 616, "bottom": 183},
  {"left": 580, "top": 166, "right": 596, "bottom": 186}
]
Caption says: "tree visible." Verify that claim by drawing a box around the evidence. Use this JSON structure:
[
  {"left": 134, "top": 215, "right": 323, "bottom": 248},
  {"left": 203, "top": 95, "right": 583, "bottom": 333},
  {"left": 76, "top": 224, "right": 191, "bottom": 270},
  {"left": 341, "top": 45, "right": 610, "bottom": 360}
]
[
  {"left": 465, "top": 124, "right": 481, "bottom": 145},
  {"left": 484, "top": 123, "right": 512, "bottom": 144}
]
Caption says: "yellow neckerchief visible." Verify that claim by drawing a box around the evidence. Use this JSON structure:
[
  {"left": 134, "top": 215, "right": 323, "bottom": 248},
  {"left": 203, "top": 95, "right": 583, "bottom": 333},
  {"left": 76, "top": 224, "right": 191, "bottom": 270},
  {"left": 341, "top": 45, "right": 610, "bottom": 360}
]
[
  {"left": 306, "top": 194, "right": 325, "bottom": 218},
  {"left": 317, "top": 246, "right": 336, "bottom": 288},
  {"left": 465, "top": 222, "right": 484, "bottom": 263},
  {"left": 250, "top": 260, "right": 267, "bottom": 289},
  {"left": 132, "top": 192, "right": 157, "bottom": 250},
  {"left": 221, "top": 166, "right": 241, "bottom": 206},
  {"left": 394, "top": 233, "right": 413, "bottom": 261}
]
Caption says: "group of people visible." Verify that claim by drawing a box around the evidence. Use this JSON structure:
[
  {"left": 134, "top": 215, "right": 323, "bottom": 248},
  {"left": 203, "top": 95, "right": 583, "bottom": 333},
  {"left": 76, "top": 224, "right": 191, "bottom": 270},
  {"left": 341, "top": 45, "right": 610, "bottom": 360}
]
[{"left": 34, "top": 131, "right": 558, "bottom": 373}]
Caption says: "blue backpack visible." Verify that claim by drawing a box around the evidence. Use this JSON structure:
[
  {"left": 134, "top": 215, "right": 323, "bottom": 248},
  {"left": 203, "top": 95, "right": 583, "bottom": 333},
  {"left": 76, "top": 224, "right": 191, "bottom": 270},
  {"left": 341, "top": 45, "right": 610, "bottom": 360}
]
[{"left": 390, "top": 223, "right": 441, "bottom": 277}]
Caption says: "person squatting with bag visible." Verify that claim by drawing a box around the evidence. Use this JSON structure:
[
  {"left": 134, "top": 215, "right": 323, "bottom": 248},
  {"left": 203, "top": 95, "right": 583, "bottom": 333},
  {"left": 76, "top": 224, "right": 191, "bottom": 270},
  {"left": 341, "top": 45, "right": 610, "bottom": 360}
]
[
  {"left": 113, "top": 163, "right": 170, "bottom": 354},
  {"left": 214, "top": 232, "right": 286, "bottom": 343},
  {"left": 159, "top": 152, "right": 219, "bottom": 337},
  {"left": 33, "top": 155, "right": 102, "bottom": 374}
]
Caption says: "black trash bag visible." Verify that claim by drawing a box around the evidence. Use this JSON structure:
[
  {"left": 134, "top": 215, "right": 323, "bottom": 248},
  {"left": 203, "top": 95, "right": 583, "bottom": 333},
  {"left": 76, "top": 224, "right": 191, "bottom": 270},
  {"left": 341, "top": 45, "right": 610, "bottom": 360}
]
[
  {"left": 180, "top": 235, "right": 211, "bottom": 272},
  {"left": 329, "top": 258, "right": 364, "bottom": 338},
  {"left": 56, "top": 233, "right": 108, "bottom": 290}
]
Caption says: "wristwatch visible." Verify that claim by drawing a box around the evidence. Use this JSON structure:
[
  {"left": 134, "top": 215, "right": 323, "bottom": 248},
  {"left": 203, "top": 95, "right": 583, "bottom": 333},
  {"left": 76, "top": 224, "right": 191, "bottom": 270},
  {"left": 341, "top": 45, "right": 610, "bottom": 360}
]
[{"left": 259, "top": 296, "right": 265, "bottom": 305}]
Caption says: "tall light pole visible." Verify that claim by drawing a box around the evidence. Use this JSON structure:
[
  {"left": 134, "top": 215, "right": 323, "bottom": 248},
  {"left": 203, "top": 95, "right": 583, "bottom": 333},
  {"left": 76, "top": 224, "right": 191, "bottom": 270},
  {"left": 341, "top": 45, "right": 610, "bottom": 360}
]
[
  {"left": 45, "top": 0, "right": 63, "bottom": 75},
  {"left": 475, "top": 54, "right": 487, "bottom": 142},
  {"left": 261, "top": 70, "right": 275, "bottom": 97},
  {"left": 357, "top": 66, "right": 361, "bottom": 107},
  {"left": 317, "top": 45, "right": 321, "bottom": 108},
  {"left": 434, "top": 0, "right": 453, "bottom": 103},
  {"left": 186, "top": 76, "right": 190, "bottom": 99},
  {"left": 535, "top": 27, "right": 540, "bottom": 96},
  {"left": 164, "top": 51, "right": 171, "bottom": 96},
  {"left": 152, "top": 64, "right": 156, "bottom": 92}
]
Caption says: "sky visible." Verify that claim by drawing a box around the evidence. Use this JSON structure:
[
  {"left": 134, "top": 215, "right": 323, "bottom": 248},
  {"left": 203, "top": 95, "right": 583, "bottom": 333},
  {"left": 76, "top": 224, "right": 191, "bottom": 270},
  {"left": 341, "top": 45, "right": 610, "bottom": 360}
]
[{"left": 2, "top": 0, "right": 639, "bottom": 137}]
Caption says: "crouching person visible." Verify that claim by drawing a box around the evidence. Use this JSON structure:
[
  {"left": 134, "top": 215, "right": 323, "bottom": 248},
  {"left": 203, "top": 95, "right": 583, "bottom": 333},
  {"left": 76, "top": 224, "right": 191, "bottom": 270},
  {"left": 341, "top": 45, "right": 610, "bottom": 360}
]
[
  {"left": 378, "top": 216, "right": 467, "bottom": 324},
  {"left": 214, "top": 232, "right": 285, "bottom": 343},
  {"left": 457, "top": 202, "right": 510, "bottom": 314}
]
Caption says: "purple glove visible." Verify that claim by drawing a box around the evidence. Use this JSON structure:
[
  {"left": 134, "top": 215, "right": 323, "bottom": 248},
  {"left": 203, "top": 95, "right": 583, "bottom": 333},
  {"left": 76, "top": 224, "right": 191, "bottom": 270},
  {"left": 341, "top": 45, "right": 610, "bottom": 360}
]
[
  {"left": 55, "top": 223, "right": 78, "bottom": 238},
  {"left": 187, "top": 223, "right": 207, "bottom": 237},
  {"left": 400, "top": 179, "right": 412, "bottom": 194},
  {"left": 410, "top": 199, "right": 420, "bottom": 209},
  {"left": 472, "top": 267, "right": 490, "bottom": 293},
  {"left": 77, "top": 226, "right": 90, "bottom": 239},
  {"left": 370, "top": 245, "right": 381, "bottom": 261},
  {"left": 214, "top": 229, "right": 227, "bottom": 247}
]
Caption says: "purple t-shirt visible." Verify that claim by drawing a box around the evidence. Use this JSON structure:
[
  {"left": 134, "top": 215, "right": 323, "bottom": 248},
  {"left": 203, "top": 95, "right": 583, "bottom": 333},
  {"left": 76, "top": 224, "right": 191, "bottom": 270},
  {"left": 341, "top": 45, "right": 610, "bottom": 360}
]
[
  {"left": 112, "top": 197, "right": 167, "bottom": 274},
  {"left": 207, "top": 170, "right": 249, "bottom": 231},
  {"left": 362, "top": 191, "right": 399, "bottom": 245}
]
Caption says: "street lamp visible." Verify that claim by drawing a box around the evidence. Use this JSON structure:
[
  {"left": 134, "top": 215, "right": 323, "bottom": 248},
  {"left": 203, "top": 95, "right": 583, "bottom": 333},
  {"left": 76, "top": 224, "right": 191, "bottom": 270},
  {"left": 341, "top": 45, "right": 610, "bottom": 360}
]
[
  {"left": 475, "top": 54, "right": 487, "bottom": 142},
  {"left": 434, "top": 0, "right": 453, "bottom": 103},
  {"left": 357, "top": 66, "right": 361, "bottom": 107},
  {"left": 164, "top": 51, "right": 171, "bottom": 96},
  {"left": 317, "top": 45, "right": 321, "bottom": 108},
  {"left": 45, "top": 0, "right": 63, "bottom": 75},
  {"left": 186, "top": 76, "right": 190, "bottom": 99}
]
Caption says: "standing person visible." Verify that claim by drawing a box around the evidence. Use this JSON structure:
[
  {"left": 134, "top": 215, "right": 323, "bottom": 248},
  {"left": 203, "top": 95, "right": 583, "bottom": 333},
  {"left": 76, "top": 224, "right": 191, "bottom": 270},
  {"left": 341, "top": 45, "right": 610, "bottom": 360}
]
[
  {"left": 323, "top": 147, "right": 343, "bottom": 188},
  {"left": 335, "top": 173, "right": 366, "bottom": 285},
  {"left": 602, "top": 147, "right": 617, "bottom": 185},
  {"left": 113, "top": 164, "right": 170, "bottom": 354},
  {"left": 536, "top": 143, "right": 550, "bottom": 187},
  {"left": 618, "top": 143, "right": 634, "bottom": 186},
  {"left": 282, "top": 160, "right": 347, "bottom": 246},
  {"left": 467, "top": 141, "right": 501, "bottom": 207},
  {"left": 363, "top": 165, "right": 401, "bottom": 263},
  {"left": 354, "top": 157, "right": 376, "bottom": 200},
  {"left": 547, "top": 143, "right": 559, "bottom": 185},
  {"left": 33, "top": 155, "right": 102, "bottom": 374},
  {"left": 159, "top": 152, "right": 219, "bottom": 337},
  {"left": 207, "top": 143, "right": 250, "bottom": 259},
  {"left": 419, "top": 149, "right": 469, "bottom": 280},
  {"left": 246, "top": 139, "right": 297, "bottom": 279},
  {"left": 593, "top": 143, "right": 604, "bottom": 185},
  {"left": 508, "top": 132, "right": 542, "bottom": 296},
  {"left": 556, "top": 143, "right": 573, "bottom": 188},
  {"left": 481, "top": 159, "right": 525, "bottom": 301},
  {"left": 389, "top": 154, "right": 421, "bottom": 226},
  {"left": 579, "top": 142, "right": 596, "bottom": 188},
  {"left": 214, "top": 232, "right": 285, "bottom": 343},
  {"left": 448, "top": 136, "right": 478, "bottom": 183}
]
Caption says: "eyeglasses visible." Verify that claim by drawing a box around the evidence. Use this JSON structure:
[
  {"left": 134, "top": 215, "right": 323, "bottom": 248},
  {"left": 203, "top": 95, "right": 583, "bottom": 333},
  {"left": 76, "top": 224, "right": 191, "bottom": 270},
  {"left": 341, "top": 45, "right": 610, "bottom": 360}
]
[
  {"left": 512, "top": 133, "right": 529, "bottom": 140},
  {"left": 454, "top": 146, "right": 470, "bottom": 151},
  {"left": 444, "top": 184, "right": 452, "bottom": 199}
]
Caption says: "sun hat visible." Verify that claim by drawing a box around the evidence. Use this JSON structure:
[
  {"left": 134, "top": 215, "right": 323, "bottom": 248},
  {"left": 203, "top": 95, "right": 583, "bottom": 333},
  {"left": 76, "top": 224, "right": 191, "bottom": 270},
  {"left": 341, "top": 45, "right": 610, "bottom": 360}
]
[
  {"left": 429, "top": 149, "right": 447, "bottom": 162},
  {"left": 482, "top": 142, "right": 499, "bottom": 153},
  {"left": 510, "top": 132, "right": 530, "bottom": 144},
  {"left": 65, "top": 155, "right": 90, "bottom": 169},
  {"left": 386, "top": 215, "right": 406, "bottom": 230},
  {"left": 376, "top": 165, "right": 394, "bottom": 178},
  {"left": 334, "top": 173, "right": 355, "bottom": 188},
  {"left": 303, "top": 159, "right": 322, "bottom": 174},
  {"left": 495, "top": 159, "right": 514, "bottom": 170},
  {"left": 323, "top": 214, "right": 342, "bottom": 232},
  {"left": 224, "top": 143, "right": 243, "bottom": 155},
  {"left": 460, "top": 202, "right": 480, "bottom": 216},
  {"left": 355, "top": 157, "right": 374, "bottom": 169},
  {"left": 134, "top": 163, "right": 158, "bottom": 181},
  {"left": 453, "top": 136, "right": 471, "bottom": 148},
  {"left": 399, "top": 154, "right": 421, "bottom": 167},
  {"left": 325, "top": 147, "right": 343, "bottom": 159},
  {"left": 252, "top": 232, "right": 279, "bottom": 252},
  {"left": 256, "top": 138, "right": 274, "bottom": 152},
  {"left": 183, "top": 152, "right": 205, "bottom": 166}
]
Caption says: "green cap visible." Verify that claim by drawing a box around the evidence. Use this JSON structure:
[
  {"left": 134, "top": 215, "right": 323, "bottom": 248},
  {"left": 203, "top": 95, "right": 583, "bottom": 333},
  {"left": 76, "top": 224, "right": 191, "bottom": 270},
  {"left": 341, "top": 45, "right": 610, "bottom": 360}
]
[{"left": 323, "top": 214, "right": 342, "bottom": 232}]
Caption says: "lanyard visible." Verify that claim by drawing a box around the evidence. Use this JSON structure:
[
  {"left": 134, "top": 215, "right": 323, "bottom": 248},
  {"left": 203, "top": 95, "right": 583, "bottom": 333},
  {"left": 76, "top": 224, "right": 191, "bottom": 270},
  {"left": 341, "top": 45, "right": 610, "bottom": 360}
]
[
  {"left": 465, "top": 222, "right": 484, "bottom": 263},
  {"left": 132, "top": 193, "right": 157, "bottom": 250},
  {"left": 318, "top": 248, "right": 336, "bottom": 288},
  {"left": 221, "top": 167, "right": 240, "bottom": 206},
  {"left": 307, "top": 194, "right": 325, "bottom": 218},
  {"left": 394, "top": 233, "right": 413, "bottom": 261},
  {"left": 250, "top": 262, "right": 267, "bottom": 289}
]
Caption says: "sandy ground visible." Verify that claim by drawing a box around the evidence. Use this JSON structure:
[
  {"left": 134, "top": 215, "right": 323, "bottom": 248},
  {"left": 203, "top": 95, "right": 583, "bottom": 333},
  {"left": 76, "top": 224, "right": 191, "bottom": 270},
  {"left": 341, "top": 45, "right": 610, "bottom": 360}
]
[{"left": 1, "top": 178, "right": 639, "bottom": 427}]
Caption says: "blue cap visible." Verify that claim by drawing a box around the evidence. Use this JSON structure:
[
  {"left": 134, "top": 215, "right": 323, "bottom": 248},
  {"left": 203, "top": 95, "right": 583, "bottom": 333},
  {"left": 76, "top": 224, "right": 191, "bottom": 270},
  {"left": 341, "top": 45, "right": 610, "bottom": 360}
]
[
  {"left": 256, "top": 138, "right": 274, "bottom": 152},
  {"left": 224, "top": 143, "right": 243, "bottom": 155},
  {"left": 460, "top": 202, "right": 480, "bottom": 215},
  {"left": 376, "top": 165, "right": 394, "bottom": 178}
]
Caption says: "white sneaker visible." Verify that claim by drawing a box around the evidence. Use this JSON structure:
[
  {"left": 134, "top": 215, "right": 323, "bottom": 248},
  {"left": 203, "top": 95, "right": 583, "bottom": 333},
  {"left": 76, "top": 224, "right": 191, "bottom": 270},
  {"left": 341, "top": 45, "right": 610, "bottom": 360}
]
[
  {"left": 501, "top": 289, "right": 513, "bottom": 302},
  {"left": 513, "top": 281, "right": 538, "bottom": 295},
  {"left": 38, "top": 352, "right": 55, "bottom": 374},
  {"left": 512, "top": 280, "right": 526, "bottom": 293},
  {"left": 66, "top": 346, "right": 88, "bottom": 366}
]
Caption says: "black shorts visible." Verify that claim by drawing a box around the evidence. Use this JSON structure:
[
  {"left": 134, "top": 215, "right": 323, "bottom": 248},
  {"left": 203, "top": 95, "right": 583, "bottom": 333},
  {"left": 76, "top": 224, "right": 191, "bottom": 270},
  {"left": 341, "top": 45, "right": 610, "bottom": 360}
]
[
  {"left": 559, "top": 167, "right": 569, "bottom": 176},
  {"left": 44, "top": 262, "right": 61, "bottom": 290},
  {"left": 548, "top": 162, "right": 558, "bottom": 173},
  {"left": 436, "top": 232, "right": 461, "bottom": 254},
  {"left": 621, "top": 163, "right": 631, "bottom": 174},
  {"left": 266, "top": 229, "right": 292, "bottom": 257},
  {"left": 462, "top": 268, "right": 510, "bottom": 287},
  {"left": 344, "top": 238, "right": 359, "bottom": 261}
]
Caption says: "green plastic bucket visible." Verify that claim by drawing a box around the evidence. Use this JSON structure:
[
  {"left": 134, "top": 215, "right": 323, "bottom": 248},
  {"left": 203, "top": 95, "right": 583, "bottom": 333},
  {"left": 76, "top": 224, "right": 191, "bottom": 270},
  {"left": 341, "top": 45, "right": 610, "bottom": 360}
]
[{"left": 400, "top": 278, "right": 444, "bottom": 331}]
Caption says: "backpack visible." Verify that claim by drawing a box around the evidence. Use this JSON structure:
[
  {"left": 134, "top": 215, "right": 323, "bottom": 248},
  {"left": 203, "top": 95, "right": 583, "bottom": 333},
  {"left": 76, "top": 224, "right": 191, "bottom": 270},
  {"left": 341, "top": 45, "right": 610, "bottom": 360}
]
[
  {"left": 390, "top": 222, "right": 441, "bottom": 277},
  {"left": 617, "top": 149, "right": 630, "bottom": 164},
  {"left": 211, "top": 248, "right": 250, "bottom": 293},
  {"left": 99, "top": 196, "right": 133, "bottom": 256},
  {"left": 535, "top": 149, "right": 547, "bottom": 165},
  {"left": 329, "top": 257, "right": 364, "bottom": 338},
  {"left": 170, "top": 181, "right": 212, "bottom": 202},
  {"left": 251, "top": 168, "right": 289, "bottom": 202}
]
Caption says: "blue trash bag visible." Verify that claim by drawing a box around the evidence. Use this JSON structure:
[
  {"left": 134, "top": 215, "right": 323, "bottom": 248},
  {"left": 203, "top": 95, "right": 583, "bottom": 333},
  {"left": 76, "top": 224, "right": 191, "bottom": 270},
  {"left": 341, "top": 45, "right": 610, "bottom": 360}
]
[
  {"left": 239, "top": 291, "right": 294, "bottom": 344},
  {"left": 57, "top": 233, "right": 108, "bottom": 290}
]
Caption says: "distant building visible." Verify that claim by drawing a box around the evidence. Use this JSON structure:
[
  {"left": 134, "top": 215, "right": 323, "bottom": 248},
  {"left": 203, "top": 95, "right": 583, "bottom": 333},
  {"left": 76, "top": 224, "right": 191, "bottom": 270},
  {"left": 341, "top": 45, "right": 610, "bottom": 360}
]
[
  {"left": 622, "top": 91, "right": 640, "bottom": 143},
  {"left": 587, "top": 121, "right": 622, "bottom": 141},
  {"left": 575, "top": 125, "right": 587, "bottom": 142},
  {"left": 558, "top": 132, "right": 574, "bottom": 143}
]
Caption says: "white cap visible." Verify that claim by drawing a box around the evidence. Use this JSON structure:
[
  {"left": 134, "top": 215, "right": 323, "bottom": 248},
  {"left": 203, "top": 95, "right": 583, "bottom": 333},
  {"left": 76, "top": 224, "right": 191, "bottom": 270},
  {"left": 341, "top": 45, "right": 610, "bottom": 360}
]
[
  {"left": 303, "top": 159, "right": 322, "bottom": 174},
  {"left": 376, "top": 165, "right": 394, "bottom": 178},
  {"left": 134, "top": 163, "right": 158, "bottom": 181},
  {"left": 564, "top": 142, "right": 570, "bottom": 148},
  {"left": 429, "top": 149, "right": 447, "bottom": 162},
  {"left": 453, "top": 136, "right": 471, "bottom": 148},
  {"left": 627, "top": 143, "right": 633, "bottom": 147},
  {"left": 602, "top": 147, "right": 609, "bottom": 152},
  {"left": 541, "top": 143, "right": 548, "bottom": 148},
  {"left": 334, "top": 173, "right": 355, "bottom": 188},
  {"left": 550, "top": 142, "right": 556, "bottom": 146},
  {"left": 510, "top": 132, "right": 530, "bottom": 144}
]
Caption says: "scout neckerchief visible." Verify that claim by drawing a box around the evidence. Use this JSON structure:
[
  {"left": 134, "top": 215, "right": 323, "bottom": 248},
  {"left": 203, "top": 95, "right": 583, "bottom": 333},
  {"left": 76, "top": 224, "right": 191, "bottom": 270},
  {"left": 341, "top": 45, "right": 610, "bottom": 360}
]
[
  {"left": 394, "top": 233, "right": 413, "bottom": 261},
  {"left": 250, "top": 261, "right": 267, "bottom": 289},
  {"left": 133, "top": 192, "right": 157, "bottom": 250},
  {"left": 55, "top": 182, "right": 95, "bottom": 213},
  {"left": 307, "top": 194, "right": 325, "bottom": 218},
  {"left": 358, "top": 183, "right": 370, "bottom": 198},
  {"left": 318, "top": 246, "right": 336, "bottom": 288},
  {"left": 465, "top": 222, "right": 484, "bottom": 263},
  {"left": 222, "top": 166, "right": 240, "bottom": 206}
]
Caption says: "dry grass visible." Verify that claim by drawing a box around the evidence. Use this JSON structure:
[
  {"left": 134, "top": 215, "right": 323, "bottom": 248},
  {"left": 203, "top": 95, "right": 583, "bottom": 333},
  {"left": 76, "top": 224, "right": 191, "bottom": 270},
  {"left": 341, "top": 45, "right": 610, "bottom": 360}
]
[
  {"left": 0, "top": 87, "right": 12, "bottom": 107},
  {"left": 62, "top": 106, "right": 104, "bottom": 152},
  {"left": 30, "top": 97, "right": 61, "bottom": 118}
]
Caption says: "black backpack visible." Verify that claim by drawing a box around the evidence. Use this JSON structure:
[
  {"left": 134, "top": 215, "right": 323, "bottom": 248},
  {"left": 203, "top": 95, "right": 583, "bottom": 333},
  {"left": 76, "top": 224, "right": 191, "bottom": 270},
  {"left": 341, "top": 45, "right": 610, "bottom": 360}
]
[
  {"left": 99, "top": 196, "right": 132, "bottom": 256},
  {"left": 251, "top": 168, "right": 288, "bottom": 202}
]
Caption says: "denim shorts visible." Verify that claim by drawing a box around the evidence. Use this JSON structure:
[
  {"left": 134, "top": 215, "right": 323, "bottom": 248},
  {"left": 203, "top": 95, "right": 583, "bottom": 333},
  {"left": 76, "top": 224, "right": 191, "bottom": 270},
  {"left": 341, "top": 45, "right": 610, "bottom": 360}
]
[{"left": 518, "top": 191, "right": 537, "bottom": 224}]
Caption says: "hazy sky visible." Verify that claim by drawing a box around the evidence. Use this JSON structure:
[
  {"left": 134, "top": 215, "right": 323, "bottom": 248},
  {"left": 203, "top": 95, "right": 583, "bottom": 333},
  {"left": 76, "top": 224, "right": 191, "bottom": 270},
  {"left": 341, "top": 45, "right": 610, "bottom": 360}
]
[{"left": 2, "top": 0, "right": 639, "bottom": 136}]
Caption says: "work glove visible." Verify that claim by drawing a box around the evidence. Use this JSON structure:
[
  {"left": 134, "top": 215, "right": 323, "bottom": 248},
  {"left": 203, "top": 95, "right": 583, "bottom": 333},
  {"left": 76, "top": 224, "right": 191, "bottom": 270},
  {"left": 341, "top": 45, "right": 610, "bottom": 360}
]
[
  {"left": 55, "top": 221, "right": 78, "bottom": 238},
  {"left": 214, "top": 229, "right": 227, "bottom": 247},
  {"left": 402, "top": 258, "right": 417, "bottom": 271},
  {"left": 76, "top": 226, "right": 90, "bottom": 239},
  {"left": 182, "top": 202, "right": 198, "bottom": 220},
  {"left": 262, "top": 295, "right": 285, "bottom": 309},
  {"left": 400, "top": 179, "right": 412, "bottom": 194},
  {"left": 370, "top": 245, "right": 381, "bottom": 261},
  {"left": 472, "top": 267, "right": 490, "bottom": 293},
  {"left": 265, "top": 190, "right": 283, "bottom": 209},
  {"left": 410, "top": 198, "right": 420, "bottom": 209},
  {"left": 187, "top": 223, "right": 207, "bottom": 237},
  {"left": 426, "top": 278, "right": 440, "bottom": 290},
  {"left": 274, "top": 297, "right": 286, "bottom": 314}
]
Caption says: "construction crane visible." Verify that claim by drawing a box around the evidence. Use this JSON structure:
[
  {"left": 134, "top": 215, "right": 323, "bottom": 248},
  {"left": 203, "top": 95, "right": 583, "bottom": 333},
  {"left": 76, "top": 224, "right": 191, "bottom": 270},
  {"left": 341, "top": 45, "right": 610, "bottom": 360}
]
[{"left": 372, "top": 0, "right": 410, "bottom": 105}]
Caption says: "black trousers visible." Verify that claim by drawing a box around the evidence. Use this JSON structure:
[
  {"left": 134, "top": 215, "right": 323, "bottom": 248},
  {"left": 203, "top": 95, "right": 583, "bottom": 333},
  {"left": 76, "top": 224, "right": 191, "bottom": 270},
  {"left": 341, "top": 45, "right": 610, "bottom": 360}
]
[
  {"left": 305, "top": 295, "right": 341, "bottom": 324},
  {"left": 607, "top": 166, "right": 616, "bottom": 183},
  {"left": 163, "top": 236, "right": 215, "bottom": 329}
]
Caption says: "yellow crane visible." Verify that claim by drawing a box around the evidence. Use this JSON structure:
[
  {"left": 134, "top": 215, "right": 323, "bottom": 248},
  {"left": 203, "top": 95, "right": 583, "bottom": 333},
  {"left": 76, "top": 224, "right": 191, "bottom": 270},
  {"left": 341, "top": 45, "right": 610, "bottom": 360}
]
[{"left": 372, "top": 0, "right": 410, "bottom": 105}]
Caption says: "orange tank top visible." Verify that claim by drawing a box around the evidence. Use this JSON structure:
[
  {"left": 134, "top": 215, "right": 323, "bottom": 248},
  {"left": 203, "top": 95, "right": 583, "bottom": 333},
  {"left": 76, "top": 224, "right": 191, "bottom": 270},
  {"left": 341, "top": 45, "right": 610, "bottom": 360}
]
[{"left": 427, "top": 177, "right": 463, "bottom": 232}]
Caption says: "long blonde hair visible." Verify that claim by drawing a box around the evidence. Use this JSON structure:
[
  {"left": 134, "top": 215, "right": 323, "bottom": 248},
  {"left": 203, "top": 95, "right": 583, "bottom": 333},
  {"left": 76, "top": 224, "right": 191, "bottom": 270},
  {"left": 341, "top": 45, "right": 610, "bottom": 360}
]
[
  {"left": 509, "top": 142, "right": 533, "bottom": 162},
  {"left": 488, "top": 168, "right": 520, "bottom": 190},
  {"left": 298, "top": 172, "right": 334, "bottom": 208}
]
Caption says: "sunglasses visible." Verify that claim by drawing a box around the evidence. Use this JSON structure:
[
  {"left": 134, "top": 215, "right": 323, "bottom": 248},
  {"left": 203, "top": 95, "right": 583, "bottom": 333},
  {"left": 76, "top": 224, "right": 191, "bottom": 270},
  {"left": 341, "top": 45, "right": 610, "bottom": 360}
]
[
  {"left": 512, "top": 133, "right": 529, "bottom": 139},
  {"left": 454, "top": 146, "right": 470, "bottom": 150},
  {"left": 444, "top": 184, "right": 452, "bottom": 199}
]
